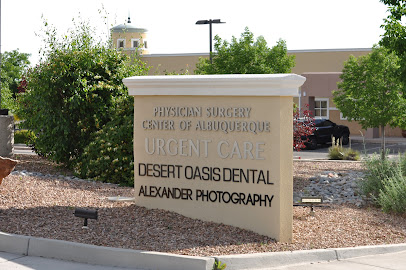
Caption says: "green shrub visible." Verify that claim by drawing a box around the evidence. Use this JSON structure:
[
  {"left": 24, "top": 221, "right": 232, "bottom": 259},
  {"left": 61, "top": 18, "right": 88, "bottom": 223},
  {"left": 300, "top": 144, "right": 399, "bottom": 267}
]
[
  {"left": 344, "top": 148, "right": 360, "bottom": 161},
  {"left": 74, "top": 96, "right": 134, "bottom": 186},
  {"left": 377, "top": 165, "right": 406, "bottom": 213},
  {"left": 328, "top": 144, "right": 360, "bottom": 161},
  {"left": 0, "top": 86, "right": 16, "bottom": 112},
  {"left": 400, "top": 152, "right": 406, "bottom": 173},
  {"left": 360, "top": 153, "right": 406, "bottom": 202},
  {"left": 328, "top": 145, "right": 344, "bottom": 160},
  {"left": 17, "top": 18, "right": 148, "bottom": 167},
  {"left": 361, "top": 155, "right": 394, "bottom": 200},
  {"left": 14, "top": 130, "right": 36, "bottom": 144}
]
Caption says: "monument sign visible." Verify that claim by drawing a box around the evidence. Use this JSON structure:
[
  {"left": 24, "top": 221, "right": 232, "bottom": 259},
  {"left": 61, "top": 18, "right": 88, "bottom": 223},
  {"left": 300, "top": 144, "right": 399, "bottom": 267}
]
[{"left": 124, "top": 74, "right": 305, "bottom": 242}]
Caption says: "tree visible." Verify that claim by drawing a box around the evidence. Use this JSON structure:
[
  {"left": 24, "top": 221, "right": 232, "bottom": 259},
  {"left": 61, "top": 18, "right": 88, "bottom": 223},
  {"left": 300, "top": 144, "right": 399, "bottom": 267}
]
[
  {"left": 17, "top": 18, "right": 149, "bottom": 166},
  {"left": 333, "top": 46, "right": 406, "bottom": 159},
  {"left": 379, "top": 0, "right": 406, "bottom": 97},
  {"left": 195, "top": 27, "right": 295, "bottom": 74},
  {"left": 380, "top": 0, "right": 406, "bottom": 56},
  {"left": 0, "top": 49, "right": 30, "bottom": 110}
]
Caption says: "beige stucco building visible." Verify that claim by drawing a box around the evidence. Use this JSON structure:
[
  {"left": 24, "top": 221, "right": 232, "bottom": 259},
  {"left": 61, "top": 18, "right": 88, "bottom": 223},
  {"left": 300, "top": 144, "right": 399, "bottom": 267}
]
[
  {"left": 111, "top": 17, "right": 149, "bottom": 56},
  {"left": 299, "top": 71, "right": 403, "bottom": 138},
  {"left": 137, "top": 48, "right": 373, "bottom": 75},
  {"left": 110, "top": 25, "right": 403, "bottom": 138}
]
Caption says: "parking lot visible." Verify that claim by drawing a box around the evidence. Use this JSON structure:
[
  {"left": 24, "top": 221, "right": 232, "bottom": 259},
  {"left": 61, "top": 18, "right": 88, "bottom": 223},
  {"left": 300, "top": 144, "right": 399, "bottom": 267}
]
[{"left": 294, "top": 137, "right": 406, "bottom": 160}]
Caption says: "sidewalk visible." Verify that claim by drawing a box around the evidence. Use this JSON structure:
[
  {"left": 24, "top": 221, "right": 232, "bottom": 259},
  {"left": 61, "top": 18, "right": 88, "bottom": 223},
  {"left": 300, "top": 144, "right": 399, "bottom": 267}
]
[
  {"left": 269, "top": 250, "right": 406, "bottom": 270},
  {"left": 1, "top": 232, "right": 405, "bottom": 270},
  {"left": 1, "top": 247, "right": 406, "bottom": 270},
  {"left": 0, "top": 252, "right": 137, "bottom": 270},
  {"left": 13, "top": 144, "right": 36, "bottom": 155}
]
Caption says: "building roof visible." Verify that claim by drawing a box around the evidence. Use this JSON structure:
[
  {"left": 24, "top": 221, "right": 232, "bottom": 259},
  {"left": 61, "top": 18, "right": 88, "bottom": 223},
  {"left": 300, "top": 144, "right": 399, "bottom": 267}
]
[
  {"left": 288, "top": 48, "right": 371, "bottom": 53},
  {"left": 111, "top": 19, "right": 147, "bottom": 33}
]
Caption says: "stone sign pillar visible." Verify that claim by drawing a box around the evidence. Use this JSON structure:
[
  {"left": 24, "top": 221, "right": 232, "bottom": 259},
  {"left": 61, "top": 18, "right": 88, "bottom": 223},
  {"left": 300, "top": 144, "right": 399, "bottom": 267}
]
[
  {"left": 124, "top": 74, "right": 305, "bottom": 242},
  {"left": 0, "top": 115, "right": 14, "bottom": 157}
]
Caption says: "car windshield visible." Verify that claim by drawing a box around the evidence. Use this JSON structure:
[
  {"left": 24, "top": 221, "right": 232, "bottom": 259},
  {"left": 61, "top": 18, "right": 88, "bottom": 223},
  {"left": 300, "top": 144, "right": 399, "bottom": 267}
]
[{"left": 314, "top": 119, "right": 326, "bottom": 127}]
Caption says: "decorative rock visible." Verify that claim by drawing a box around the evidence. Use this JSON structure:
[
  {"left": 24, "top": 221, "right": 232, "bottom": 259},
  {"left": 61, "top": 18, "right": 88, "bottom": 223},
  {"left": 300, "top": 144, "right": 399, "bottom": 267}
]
[
  {"left": 294, "top": 170, "right": 366, "bottom": 206},
  {"left": 338, "top": 179, "right": 347, "bottom": 185},
  {"left": 0, "top": 156, "right": 18, "bottom": 185},
  {"left": 8, "top": 167, "right": 367, "bottom": 207},
  {"left": 10, "top": 170, "right": 108, "bottom": 186}
]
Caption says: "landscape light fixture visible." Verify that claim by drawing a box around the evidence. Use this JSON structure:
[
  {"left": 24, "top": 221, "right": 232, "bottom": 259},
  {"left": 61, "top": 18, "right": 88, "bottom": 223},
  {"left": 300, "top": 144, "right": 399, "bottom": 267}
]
[
  {"left": 293, "top": 196, "right": 324, "bottom": 216},
  {"left": 195, "top": 19, "right": 225, "bottom": 64},
  {"left": 74, "top": 208, "right": 98, "bottom": 228}
]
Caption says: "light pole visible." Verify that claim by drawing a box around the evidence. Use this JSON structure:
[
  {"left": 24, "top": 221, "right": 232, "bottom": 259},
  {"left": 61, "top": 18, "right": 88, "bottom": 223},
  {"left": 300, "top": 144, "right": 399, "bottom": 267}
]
[{"left": 195, "top": 19, "right": 225, "bottom": 64}]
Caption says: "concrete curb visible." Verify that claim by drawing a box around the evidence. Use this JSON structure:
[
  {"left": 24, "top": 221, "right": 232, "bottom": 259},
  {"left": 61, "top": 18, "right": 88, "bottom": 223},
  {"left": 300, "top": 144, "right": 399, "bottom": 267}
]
[
  {"left": 213, "top": 243, "right": 406, "bottom": 270},
  {"left": 0, "top": 232, "right": 30, "bottom": 255},
  {"left": 333, "top": 243, "right": 406, "bottom": 260},
  {"left": 1, "top": 232, "right": 405, "bottom": 270},
  {"left": 214, "top": 249, "right": 337, "bottom": 269},
  {"left": 0, "top": 232, "right": 214, "bottom": 270}
]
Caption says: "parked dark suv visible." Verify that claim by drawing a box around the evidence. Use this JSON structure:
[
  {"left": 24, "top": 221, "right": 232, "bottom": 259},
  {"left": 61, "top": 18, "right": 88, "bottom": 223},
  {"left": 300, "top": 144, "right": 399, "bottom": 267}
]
[{"left": 304, "top": 119, "right": 350, "bottom": 150}]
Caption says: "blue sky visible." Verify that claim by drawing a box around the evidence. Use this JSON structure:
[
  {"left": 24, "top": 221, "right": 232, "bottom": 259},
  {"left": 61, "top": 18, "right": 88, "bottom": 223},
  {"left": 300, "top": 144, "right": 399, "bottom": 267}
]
[{"left": 1, "top": 0, "right": 388, "bottom": 65}]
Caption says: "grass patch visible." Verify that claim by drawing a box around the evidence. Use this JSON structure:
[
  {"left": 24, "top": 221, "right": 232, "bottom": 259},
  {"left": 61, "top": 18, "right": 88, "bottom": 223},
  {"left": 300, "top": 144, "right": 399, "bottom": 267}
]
[{"left": 328, "top": 138, "right": 360, "bottom": 161}]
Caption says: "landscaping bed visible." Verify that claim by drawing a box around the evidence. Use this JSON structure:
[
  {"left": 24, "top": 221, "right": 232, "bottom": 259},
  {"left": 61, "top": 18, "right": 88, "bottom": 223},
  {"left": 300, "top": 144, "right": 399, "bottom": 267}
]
[{"left": 0, "top": 155, "right": 405, "bottom": 256}]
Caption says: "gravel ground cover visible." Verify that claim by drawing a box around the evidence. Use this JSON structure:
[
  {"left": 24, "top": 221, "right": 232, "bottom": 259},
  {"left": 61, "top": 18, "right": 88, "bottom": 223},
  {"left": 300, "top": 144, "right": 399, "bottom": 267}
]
[{"left": 0, "top": 155, "right": 405, "bottom": 256}]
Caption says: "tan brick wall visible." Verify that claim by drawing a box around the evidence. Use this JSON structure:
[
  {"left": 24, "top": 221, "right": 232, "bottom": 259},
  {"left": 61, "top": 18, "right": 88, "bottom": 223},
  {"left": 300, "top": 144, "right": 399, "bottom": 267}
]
[
  {"left": 329, "top": 110, "right": 366, "bottom": 137},
  {"left": 290, "top": 49, "right": 371, "bottom": 74},
  {"left": 140, "top": 49, "right": 372, "bottom": 76}
]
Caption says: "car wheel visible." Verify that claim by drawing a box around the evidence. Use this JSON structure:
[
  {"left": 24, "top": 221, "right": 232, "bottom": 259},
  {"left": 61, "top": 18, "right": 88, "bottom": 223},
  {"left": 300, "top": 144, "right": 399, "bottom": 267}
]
[
  {"left": 307, "top": 137, "right": 317, "bottom": 150},
  {"left": 341, "top": 133, "right": 349, "bottom": 145}
]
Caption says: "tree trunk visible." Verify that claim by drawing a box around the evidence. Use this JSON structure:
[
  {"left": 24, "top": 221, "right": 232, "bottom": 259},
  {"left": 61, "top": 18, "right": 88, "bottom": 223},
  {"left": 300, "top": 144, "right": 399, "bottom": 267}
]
[{"left": 381, "top": 125, "right": 386, "bottom": 160}]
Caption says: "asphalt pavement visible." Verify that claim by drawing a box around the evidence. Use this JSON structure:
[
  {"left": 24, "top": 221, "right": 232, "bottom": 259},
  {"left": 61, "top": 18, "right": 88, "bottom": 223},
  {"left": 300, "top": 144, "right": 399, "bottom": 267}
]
[{"left": 294, "top": 136, "right": 406, "bottom": 160}]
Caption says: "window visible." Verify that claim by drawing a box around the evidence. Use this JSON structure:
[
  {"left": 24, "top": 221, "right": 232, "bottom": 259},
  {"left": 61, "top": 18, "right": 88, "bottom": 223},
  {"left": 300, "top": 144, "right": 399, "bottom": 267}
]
[
  {"left": 131, "top": 39, "right": 139, "bottom": 48},
  {"left": 131, "top": 39, "right": 147, "bottom": 50},
  {"left": 117, "top": 39, "right": 125, "bottom": 49},
  {"left": 314, "top": 98, "right": 329, "bottom": 119}
]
